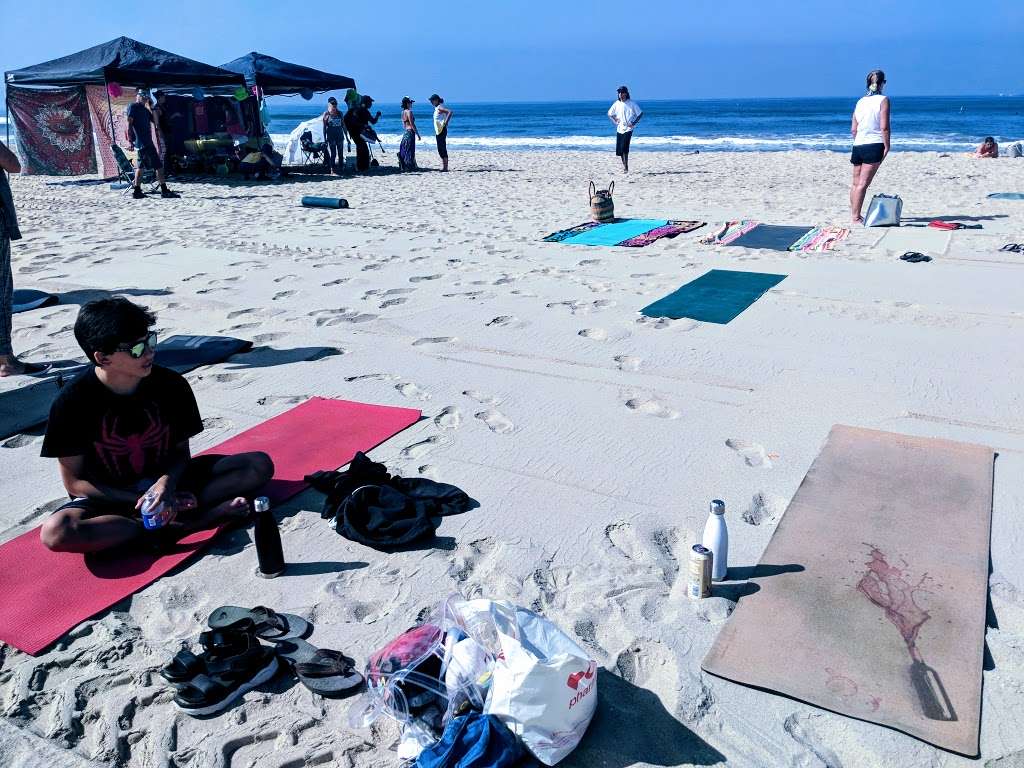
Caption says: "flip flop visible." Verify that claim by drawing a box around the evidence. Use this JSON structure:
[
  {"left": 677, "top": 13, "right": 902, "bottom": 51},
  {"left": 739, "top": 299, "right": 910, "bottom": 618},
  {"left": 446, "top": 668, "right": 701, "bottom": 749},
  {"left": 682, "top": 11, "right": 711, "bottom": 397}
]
[
  {"left": 207, "top": 605, "right": 312, "bottom": 641},
  {"left": 999, "top": 243, "right": 1023, "bottom": 253},
  {"left": 275, "top": 637, "right": 363, "bottom": 697},
  {"left": 900, "top": 252, "right": 932, "bottom": 263}
]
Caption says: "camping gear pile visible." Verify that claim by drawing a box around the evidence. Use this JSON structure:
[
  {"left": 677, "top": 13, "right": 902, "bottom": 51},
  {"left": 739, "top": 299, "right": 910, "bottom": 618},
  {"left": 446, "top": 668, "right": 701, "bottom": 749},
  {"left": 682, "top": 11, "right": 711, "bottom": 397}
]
[{"left": 349, "top": 595, "right": 598, "bottom": 765}]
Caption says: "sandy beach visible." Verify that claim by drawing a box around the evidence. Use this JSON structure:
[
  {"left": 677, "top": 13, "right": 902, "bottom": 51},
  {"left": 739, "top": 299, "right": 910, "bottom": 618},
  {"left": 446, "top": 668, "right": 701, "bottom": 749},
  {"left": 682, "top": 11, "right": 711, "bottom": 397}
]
[{"left": 1, "top": 148, "right": 1023, "bottom": 767}]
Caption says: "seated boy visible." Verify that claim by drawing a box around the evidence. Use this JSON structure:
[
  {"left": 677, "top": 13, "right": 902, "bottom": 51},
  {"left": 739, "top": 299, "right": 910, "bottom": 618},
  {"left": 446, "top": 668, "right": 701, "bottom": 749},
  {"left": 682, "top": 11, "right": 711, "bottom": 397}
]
[{"left": 39, "top": 298, "right": 274, "bottom": 553}]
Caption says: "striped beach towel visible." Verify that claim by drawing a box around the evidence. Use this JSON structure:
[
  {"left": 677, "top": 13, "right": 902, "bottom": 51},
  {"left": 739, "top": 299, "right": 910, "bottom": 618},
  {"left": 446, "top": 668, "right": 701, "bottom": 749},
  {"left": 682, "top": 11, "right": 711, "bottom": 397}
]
[
  {"left": 789, "top": 225, "right": 850, "bottom": 252},
  {"left": 700, "top": 220, "right": 759, "bottom": 245}
]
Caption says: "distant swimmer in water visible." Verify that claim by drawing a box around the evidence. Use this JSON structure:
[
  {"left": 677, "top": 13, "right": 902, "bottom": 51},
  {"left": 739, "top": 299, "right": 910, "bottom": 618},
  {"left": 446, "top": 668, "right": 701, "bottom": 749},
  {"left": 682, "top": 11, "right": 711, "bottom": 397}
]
[{"left": 849, "top": 70, "right": 890, "bottom": 224}]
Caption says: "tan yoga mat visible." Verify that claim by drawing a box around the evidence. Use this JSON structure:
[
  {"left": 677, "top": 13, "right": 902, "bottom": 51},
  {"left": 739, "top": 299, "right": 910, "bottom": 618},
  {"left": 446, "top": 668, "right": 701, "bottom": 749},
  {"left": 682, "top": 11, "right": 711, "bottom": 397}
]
[{"left": 702, "top": 425, "right": 995, "bottom": 756}]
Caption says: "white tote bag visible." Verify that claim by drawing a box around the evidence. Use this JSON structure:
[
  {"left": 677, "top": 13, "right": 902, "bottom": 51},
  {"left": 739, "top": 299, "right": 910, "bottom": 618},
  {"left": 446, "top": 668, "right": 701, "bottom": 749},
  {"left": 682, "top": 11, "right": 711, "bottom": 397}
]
[
  {"left": 469, "top": 601, "right": 597, "bottom": 765},
  {"left": 864, "top": 193, "right": 903, "bottom": 227}
]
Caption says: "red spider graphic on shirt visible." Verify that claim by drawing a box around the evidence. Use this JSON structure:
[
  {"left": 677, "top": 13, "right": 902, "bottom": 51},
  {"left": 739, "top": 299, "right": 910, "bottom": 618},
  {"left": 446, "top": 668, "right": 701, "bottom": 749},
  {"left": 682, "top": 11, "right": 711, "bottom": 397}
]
[{"left": 94, "top": 407, "right": 171, "bottom": 480}]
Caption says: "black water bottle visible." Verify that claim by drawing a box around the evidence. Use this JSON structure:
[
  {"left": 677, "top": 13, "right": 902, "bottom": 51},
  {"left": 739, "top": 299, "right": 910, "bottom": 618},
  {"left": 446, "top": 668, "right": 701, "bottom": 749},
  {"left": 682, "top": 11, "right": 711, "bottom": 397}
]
[{"left": 253, "top": 496, "right": 285, "bottom": 578}]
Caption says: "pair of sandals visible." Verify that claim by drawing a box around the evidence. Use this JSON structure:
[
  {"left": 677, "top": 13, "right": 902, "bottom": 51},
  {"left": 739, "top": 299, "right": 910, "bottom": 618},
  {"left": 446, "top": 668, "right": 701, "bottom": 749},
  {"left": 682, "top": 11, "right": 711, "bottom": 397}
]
[
  {"left": 900, "top": 252, "right": 932, "bottom": 263},
  {"left": 999, "top": 243, "right": 1024, "bottom": 253},
  {"left": 161, "top": 606, "right": 363, "bottom": 716}
]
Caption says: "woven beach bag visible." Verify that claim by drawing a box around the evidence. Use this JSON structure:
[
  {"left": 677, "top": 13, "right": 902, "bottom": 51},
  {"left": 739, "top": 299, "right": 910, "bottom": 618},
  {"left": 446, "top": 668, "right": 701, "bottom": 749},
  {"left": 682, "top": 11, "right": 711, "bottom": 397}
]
[{"left": 589, "top": 180, "right": 615, "bottom": 222}]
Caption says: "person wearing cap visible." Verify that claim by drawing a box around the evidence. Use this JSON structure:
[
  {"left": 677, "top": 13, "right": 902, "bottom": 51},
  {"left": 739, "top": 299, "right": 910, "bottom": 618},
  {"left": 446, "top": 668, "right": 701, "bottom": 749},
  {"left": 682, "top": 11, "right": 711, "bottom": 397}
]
[
  {"left": 322, "top": 96, "right": 347, "bottom": 174},
  {"left": 344, "top": 95, "right": 381, "bottom": 173},
  {"left": 398, "top": 97, "right": 422, "bottom": 171},
  {"left": 607, "top": 86, "right": 643, "bottom": 173},
  {"left": 428, "top": 94, "right": 453, "bottom": 172},
  {"left": 125, "top": 89, "right": 178, "bottom": 198}
]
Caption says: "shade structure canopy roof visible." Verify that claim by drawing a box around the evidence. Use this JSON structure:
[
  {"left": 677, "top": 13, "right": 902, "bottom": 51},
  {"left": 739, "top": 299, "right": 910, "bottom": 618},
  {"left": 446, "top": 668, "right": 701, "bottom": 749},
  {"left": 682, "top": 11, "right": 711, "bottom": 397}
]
[{"left": 220, "top": 52, "right": 355, "bottom": 96}]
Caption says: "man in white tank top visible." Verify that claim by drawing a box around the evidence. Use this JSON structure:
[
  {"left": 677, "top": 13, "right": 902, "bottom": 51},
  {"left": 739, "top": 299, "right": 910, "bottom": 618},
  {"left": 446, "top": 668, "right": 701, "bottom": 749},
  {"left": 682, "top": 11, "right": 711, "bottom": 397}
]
[{"left": 849, "top": 70, "right": 890, "bottom": 224}]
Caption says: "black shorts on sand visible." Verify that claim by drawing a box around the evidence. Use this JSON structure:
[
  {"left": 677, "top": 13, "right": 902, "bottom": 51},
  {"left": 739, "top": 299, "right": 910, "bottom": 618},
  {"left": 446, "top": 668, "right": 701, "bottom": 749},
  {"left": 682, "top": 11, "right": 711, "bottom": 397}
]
[
  {"left": 850, "top": 143, "right": 885, "bottom": 165},
  {"left": 53, "top": 454, "right": 225, "bottom": 519},
  {"left": 435, "top": 128, "right": 448, "bottom": 159},
  {"left": 616, "top": 131, "right": 633, "bottom": 157},
  {"left": 135, "top": 142, "right": 163, "bottom": 171}
]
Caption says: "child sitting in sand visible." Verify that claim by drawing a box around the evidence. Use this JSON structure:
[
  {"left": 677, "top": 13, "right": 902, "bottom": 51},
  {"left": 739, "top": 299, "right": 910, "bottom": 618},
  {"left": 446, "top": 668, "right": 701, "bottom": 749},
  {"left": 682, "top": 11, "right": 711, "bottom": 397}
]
[
  {"left": 973, "top": 137, "right": 998, "bottom": 158},
  {"left": 39, "top": 298, "right": 274, "bottom": 553}
]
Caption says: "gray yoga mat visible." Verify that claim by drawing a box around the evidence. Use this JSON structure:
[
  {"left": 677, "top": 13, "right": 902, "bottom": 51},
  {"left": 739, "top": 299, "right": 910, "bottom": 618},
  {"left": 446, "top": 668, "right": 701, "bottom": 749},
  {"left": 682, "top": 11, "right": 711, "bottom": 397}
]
[
  {"left": 12, "top": 289, "right": 59, "bottom": 314},
  {"left": 640, "top": 269, "right": 786, "bottom": 324},
  {"left": 726, "top": 224, "right": 813, "bottom": 250},
  {"left": 0, "top": 335, "right": 252, "bottom": 440},
  {"left": 702, "top": 425, "right": 995, "bottom": 756}
]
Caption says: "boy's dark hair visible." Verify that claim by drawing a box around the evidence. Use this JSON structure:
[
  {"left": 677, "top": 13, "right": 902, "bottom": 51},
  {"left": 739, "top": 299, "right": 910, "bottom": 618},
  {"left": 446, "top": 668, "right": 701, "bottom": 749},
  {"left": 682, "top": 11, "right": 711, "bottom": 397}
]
[{"left": 74, "top": 298, "right": 156, "bottom": 361}]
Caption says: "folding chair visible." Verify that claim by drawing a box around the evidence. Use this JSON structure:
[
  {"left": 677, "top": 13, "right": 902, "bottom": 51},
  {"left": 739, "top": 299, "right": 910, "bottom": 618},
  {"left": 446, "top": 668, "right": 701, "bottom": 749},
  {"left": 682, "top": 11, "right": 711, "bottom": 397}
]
[
  {"left": 300, "top": 131, "right": 327, "bottom": 165},
  {"left": 111, "top": 144, "right": 159, "bottom": 194}
]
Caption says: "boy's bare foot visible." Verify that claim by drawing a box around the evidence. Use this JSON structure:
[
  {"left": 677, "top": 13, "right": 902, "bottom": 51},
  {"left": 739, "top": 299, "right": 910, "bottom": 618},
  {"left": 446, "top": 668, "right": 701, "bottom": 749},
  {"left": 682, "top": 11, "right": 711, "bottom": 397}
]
[
  {"left": 209, "top": 496, "right": 252, "bottom": 522},
  {"left": 0, "top": 356, "right": 44, "bottom": 377}
]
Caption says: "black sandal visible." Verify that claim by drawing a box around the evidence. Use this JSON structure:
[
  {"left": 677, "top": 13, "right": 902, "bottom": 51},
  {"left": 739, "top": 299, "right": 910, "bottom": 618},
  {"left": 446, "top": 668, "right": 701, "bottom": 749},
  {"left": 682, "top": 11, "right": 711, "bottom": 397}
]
[
  {"left": 173, "top": 636, "right": 279, "bottom": 716},
  {"left": 900, "top": 252, "right": 932, "bottom": 263},
  {"left": 207, "top": 605, "right": 311, "bottom": 641},
  {"left": 159, "top": 628, "right": 253, "bottom": 684},
  {"left": 275, "top": 638, "right": 363, "bottom": 697}
]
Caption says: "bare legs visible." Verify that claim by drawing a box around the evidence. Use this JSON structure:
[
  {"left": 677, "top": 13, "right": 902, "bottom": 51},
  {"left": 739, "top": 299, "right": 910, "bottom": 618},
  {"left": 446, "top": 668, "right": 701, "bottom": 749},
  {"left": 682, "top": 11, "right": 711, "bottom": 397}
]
[
  {"left": 39, "top": 451, "right": 275, "bottom": 553},
  {"left": 850, "top": 161, "right": 881, "bottom": 223}
]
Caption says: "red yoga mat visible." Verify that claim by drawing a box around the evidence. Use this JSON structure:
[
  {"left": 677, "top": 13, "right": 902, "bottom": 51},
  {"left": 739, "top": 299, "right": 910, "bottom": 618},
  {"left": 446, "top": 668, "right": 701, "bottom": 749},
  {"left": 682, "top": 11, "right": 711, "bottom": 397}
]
[{"left": 0, "top": 397, "right": 421, "bottom": 655}]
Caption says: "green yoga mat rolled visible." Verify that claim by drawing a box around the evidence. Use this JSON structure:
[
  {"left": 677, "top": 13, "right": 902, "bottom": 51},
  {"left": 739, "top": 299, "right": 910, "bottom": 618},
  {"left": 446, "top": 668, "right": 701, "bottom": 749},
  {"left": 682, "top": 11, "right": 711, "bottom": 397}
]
[
  {"left": 301, "top": 196, "right": 349, "bottom": 209},
  {"left": 702, "top": 425, "right": 995, "bottom": 756}
]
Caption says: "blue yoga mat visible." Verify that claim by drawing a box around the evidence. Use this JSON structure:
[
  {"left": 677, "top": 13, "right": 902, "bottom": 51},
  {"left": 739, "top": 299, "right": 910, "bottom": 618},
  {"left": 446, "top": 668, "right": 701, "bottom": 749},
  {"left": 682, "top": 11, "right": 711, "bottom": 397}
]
[
  {"left": 12, "top": 289, "right": 59, "bottom": 314},
  {"left": 641, "top": 269, "right": 787, "bottom": 324},
  {"left": 561, "top": 219, "right": 669, "bottom": 246},
  {"left": 727, "top": 224, "right": 813, "bottom": 251},
  {"left": 987, "top": 193, "right": 1024, "bottom": 200}
]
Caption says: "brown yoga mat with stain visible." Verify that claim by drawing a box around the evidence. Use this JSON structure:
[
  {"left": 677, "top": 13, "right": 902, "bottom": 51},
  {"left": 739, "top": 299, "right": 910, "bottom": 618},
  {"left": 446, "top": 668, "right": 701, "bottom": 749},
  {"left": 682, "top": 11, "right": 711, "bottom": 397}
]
[{"left": 702, "top": 425, "right": 995, "bottom": 756}]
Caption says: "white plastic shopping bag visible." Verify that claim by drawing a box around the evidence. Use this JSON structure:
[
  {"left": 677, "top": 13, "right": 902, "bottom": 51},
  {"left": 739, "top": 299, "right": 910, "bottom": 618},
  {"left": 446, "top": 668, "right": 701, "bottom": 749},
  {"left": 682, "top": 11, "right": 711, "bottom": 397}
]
[{"left": 463, "top": 600, "right": 597, "bottom": 765}]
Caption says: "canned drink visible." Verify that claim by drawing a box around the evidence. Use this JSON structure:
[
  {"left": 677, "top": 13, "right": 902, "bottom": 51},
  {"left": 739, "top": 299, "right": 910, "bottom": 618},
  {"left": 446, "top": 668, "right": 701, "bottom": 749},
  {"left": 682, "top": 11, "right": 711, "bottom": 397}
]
[
  {"left": 688, "top": 544, "right": 713, "bottom": 600},
  {"left": 140, "top": 492, "right": 166, "bottom": 530}
]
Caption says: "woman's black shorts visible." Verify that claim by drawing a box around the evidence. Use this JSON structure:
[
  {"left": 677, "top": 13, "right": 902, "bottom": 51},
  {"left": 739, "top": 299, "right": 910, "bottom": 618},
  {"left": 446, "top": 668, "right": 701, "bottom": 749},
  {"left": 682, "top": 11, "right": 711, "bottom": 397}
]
[
  {"left": 850, "top": 143, "right": 885, "bottom": 165},
  {"left": 616, "top": 131, "right": 633, "bottom": 157},
  {"left": 435, "top": 128, "right": 448, "bottom": 159}
]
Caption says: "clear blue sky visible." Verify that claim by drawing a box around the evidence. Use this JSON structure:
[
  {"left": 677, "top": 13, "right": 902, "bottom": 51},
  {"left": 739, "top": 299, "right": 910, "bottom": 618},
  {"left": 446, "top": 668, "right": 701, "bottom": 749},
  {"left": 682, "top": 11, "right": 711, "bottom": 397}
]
[{"left": 2, "top": 0, "right": 1022, "bottom": 103}]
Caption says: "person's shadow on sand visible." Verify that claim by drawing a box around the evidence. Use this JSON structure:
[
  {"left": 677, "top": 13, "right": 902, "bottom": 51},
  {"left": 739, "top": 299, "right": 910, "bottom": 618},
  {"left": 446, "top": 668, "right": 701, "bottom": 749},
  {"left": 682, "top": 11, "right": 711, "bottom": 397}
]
[{"left": 555, "top": 670, "right": 725, "bottom": 767}]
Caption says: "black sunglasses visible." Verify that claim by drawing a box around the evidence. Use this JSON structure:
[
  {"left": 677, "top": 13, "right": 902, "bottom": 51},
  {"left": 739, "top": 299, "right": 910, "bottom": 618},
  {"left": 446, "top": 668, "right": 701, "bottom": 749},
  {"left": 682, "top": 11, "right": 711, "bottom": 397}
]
[{"left": 116, "top": 331, "right": 158, "bottom": 359}]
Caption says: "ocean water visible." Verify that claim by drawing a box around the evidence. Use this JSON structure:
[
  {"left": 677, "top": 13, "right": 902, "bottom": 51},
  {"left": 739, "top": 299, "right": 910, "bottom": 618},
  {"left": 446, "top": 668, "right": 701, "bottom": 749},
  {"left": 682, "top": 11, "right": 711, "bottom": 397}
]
[
  {"left": 4, "top": 97, "right": 1023, "bottom": 152},
  {"left": 263, "top": 96, "right": 1024, "bottom": 152}
]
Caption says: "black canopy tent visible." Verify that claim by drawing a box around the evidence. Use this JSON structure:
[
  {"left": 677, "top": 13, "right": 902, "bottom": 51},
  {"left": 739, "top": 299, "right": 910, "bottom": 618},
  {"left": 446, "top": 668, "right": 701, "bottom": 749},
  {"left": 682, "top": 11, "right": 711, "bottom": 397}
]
[
  {"left": 220, "top": 52, "right": 355, "bottom": 97},
  {"left": 4, "top": 37, "right": 247, "bottom": 172}
]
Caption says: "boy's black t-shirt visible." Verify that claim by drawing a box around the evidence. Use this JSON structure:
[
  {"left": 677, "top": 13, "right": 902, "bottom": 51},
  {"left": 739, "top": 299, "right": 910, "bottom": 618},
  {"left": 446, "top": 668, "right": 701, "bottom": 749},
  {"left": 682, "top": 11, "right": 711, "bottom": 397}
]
[{"left": 41, "top": 365, "right": 203, "bottom": 489}]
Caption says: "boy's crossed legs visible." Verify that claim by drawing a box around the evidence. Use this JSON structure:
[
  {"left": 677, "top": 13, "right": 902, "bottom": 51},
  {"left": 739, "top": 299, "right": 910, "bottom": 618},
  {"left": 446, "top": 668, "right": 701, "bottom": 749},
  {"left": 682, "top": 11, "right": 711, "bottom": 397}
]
[{"left": 40, "top": 451, "right": 274, "bottom": 553}]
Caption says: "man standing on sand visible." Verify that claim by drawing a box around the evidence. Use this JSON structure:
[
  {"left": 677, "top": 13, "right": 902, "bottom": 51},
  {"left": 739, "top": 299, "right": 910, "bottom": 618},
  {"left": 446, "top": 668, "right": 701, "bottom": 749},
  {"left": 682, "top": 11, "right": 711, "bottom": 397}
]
[
  {"left": 607, "top": 85, "right": 643, "bottom": 173},
  {"left": 429, "top": 94, "right": 453, "bottom": 172},
  {"left": 0, "top": 140, "right": 44, "bottom": 377},
  {"left": 125, "top": 89, "right": 178, "bottom": 199}
]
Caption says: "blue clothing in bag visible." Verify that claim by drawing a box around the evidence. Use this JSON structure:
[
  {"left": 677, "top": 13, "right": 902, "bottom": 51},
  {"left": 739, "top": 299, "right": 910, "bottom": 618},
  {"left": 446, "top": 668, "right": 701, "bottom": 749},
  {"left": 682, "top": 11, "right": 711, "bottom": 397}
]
[{"left": 415, "top": 713, "right": 523, "bottom": 768}]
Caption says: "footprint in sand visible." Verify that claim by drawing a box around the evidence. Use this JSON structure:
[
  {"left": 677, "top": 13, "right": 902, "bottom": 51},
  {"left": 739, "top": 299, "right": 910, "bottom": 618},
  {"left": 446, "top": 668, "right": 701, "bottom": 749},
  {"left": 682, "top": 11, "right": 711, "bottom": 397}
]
[
  {"left": 273, "top": 274, "right": 299, "bottom": 283},
  {"left": 321, "top": 278, "right": 349, "bottom": 287},
  {"left": 725, "top": 438, "right": 773, "bottom": 468},
  {"left": 379, "top": 297, "right": 408, "bottom": 308},
  {"left": 635, "top": 316, "right": 698, "bottom": 331},
  {"left": 413, "top": 337, "right": 457, "bottom": 346},
  {"left": 182, "top": 273, "right": 207, "bottom": 282},
  {"left": 253, "top": 332, "right": 285, "bottom": 343},
  {"left": 273, "top": 290, "right": 297, "bottom": 301},
  {"left": 625, "top": 397, "right": 680, "bottom": 419},
  {"left": 742, "top": 492, "right": 787, "bottom": 525},
  {"left": 222, "top": 322, "right": 260, "bottom": 332},
  {"left": 579, "top": 328, "right": 608, "bottom": 340},
  {"left": 400, "top": 436, "right": 443, "bottom": 459},
  {"left": 418, "top": 464, "right": 441, "bottom": 480},
  {"left": 345, "top": 373, "right": 397, "bottom": 382},
  {"left": 410, "top": 274, "right": 442, "bottom": 283},
  {"left": 486, "top": 316, "right": 518, "bottom": 327},
  {"left": 434, "top": 406, "right": 462, "bottom": 430},
  {"left": 396, "top": 382, "right": 431, "bottom": 400},
  {"left": 475, "top": 409, "right": 514, "bottom": 434},
  {"left": 614, "top": 355, "right": 642, "bottom": 371},
  {"left": 463, "top": 389, "right": 501, "bottom": 405}
]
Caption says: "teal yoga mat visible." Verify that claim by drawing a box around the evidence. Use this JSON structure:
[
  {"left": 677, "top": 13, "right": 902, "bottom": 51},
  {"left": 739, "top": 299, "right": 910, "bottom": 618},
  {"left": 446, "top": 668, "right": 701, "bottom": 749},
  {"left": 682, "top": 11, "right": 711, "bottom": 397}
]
[
  {"left": 641, "top": 269, "right": 787, "bottom": 324},
  {"left": 12, "top": 289, "right": 59, "bottom": 313},
  {"left": 561, "top": 219, "right": 668, "bottom": 246},
  {"left": 301, "top": 196, "right": 349, "bottom": 208},
  {"left": 987, "top": 193, "right": 1024, "bottom": 200}
]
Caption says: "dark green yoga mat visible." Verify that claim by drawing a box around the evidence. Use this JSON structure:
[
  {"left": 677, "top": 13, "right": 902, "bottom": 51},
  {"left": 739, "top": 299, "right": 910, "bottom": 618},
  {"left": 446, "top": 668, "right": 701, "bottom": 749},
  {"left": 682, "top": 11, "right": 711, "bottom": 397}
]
[
  {"left": 301, "top": 196, "right": 349, "bottom": 208},
  {"left": 727, "top": 224, "right": 813, "bottom": 251},
  {"left": 641, "top": 269, "right": 787, "bottom": 324}
]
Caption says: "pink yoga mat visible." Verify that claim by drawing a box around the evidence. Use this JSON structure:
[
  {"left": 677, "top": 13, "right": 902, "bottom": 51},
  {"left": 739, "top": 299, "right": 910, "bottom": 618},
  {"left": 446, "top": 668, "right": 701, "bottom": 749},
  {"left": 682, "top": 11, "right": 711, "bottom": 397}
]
[{"left": 0, "top": 397, "right": 421, "bottom": 655}]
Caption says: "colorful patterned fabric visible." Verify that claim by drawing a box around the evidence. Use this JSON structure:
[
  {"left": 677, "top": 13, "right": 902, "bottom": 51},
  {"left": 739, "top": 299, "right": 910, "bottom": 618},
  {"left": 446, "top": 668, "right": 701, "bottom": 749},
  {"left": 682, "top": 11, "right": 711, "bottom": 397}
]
[
  {"left": 85, "top": 85, "right": 137, "bottom": 177},
  {"left": 700, "top": 220, "right": 759, "bottom": 245},
  {"left": 7, "top": 86, "right": 96, "bottom": 176},
  {"left": 398, "top": 129, "right": 417, "bottom": 170},
  {"left": 619, "top": 220, "right": 705, "bottom": 247},
  {"left": 542, "top": 221, "right": 602, "bottom": 242},
  {"left": 788, "top": 225, "right": 850, "bottom": 252}
]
